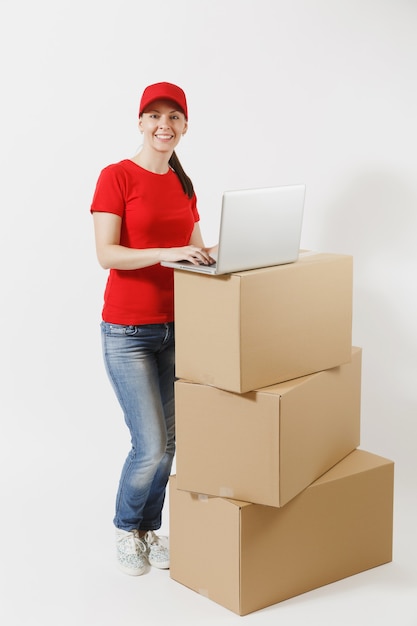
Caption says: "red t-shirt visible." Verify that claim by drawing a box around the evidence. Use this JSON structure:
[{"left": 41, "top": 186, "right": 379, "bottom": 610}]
[{"left": 91, "top": 159, "right": 200, "bottom": 325}]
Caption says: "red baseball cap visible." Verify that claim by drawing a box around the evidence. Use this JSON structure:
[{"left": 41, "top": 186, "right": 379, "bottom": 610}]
[{"left": 139, "top": 82, "right": 188, "bottom": 119}]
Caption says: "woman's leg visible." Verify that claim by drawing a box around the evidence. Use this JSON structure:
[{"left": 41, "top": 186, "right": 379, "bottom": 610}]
[
  {"left": 100, "top": 322, "right": 175, "bottom": 532},
  {"left": 140, "top": 330, "right": 176, "bottom": 531}
]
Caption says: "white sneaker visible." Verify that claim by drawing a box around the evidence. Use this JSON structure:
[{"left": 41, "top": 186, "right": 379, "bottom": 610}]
[
  {"left": 115, "top": 528, "right": 148, "bottom": 576},
  {"left": 143, "top": 531, "right": 170, "bottom": 569}
]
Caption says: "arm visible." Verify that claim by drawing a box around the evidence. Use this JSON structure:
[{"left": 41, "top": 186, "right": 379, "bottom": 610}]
[
  {"left": 189, "top": 222, "right": 218, "bottom": 259},
  {"left": 93, "top": 212, "right": 215, "bottom": 271}
]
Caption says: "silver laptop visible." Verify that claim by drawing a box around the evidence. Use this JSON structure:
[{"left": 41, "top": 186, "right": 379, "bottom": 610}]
[{"left": 161, "top": 184, "right": 305, "bottom": 275}]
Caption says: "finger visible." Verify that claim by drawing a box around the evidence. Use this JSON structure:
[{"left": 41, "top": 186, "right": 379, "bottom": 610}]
[{"left": 191, "top": 250, "right": 209, "bottom": 265}]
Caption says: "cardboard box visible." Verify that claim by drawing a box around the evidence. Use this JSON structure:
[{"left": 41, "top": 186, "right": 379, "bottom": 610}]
[
  {"left": 170, "top": 449, "right": 394, "bottom": 616},
  {"left": 175, "top": 347, "right": 361, "bottom": 507},
  {"left": 174, "top": 252, "right": 353, "bottom": 393}
]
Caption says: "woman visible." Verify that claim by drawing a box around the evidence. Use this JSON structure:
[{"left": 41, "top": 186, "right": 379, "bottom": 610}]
[{"left": 91, "top": 82, "right": 215, "bottom": 576}]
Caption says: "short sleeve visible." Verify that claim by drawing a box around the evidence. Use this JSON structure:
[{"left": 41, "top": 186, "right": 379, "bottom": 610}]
[
  {"left": 90, "top": 164, "right": 126, "bottom": 217},
  {"left": 191, "top": 193, "right": 200, "bottom": 223}
]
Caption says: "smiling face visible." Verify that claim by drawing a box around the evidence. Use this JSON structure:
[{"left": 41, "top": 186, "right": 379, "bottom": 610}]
[{"left": 139, "top": 99, "right": 188, "bottom": 156}]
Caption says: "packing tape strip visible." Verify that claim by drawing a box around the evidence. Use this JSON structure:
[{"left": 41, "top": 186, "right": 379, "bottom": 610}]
[
  {"left": 219, "top": 486, "right": 234, "bottom": 497},
  {"left": 198, "top": 588, "right": 209, "bottom": 598}
]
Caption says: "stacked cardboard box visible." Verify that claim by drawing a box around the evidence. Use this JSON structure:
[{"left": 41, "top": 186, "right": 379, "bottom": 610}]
[{"left": 169, "top": 252, "right": 394, "bottom": 616}]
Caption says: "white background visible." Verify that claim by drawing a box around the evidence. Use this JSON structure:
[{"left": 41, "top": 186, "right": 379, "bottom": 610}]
[{"left": 1, "top": 0, "right": 416, "bottom": 624}]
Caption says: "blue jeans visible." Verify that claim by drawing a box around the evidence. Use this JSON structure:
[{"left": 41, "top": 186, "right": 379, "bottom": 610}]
[{"left": 100, "top": 322, "right": 176, "bottom": 532}]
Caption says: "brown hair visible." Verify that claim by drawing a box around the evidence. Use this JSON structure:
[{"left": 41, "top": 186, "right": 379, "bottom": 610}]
[{"left": 169, "top": 150, "right": 194, "bottom": 199}]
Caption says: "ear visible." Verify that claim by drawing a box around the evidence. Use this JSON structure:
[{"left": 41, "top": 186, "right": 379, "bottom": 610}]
[
  {"left": 182, "top": 121, "right": 188, "bottom": 136},
  {"left": 138, "top": 118, "right": 143, "bottom": 133}
]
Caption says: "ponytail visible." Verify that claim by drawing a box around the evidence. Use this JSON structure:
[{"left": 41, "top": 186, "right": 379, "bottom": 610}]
[{"left": 169, "top": 151, "right": 194, "bottom": 199}]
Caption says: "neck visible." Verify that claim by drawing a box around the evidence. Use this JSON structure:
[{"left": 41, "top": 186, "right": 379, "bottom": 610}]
[{"left": 132, "top": 147, "right": 172, "bottom": 174}]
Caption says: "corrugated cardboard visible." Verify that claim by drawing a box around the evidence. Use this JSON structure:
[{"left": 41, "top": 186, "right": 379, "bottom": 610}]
[
  {"left": 175, "top": 347, "right": 361, "bottom": 507},
  {"left": 174, "top": 252, "right": 353, "bottom": 393},
  {"left": 170, "top": 449, "right": 394, "bottom": 616}
]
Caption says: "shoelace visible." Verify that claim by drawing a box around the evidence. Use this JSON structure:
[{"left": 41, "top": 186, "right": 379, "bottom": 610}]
[
  {"left": 144, "top": 530, "right": 159, "bottom": 547},
  {"left": 118, "top": 530, "right": 147, "bottom": 554}
]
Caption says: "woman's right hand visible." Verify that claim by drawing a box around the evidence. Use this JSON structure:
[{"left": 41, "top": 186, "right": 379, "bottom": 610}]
[
  {"left": 160, "top": 246, "right": 215, "bottom": 266},
  {"left": 93, "top": 212, "right": 215, "bottom": 270}
]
